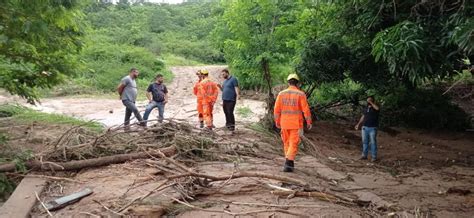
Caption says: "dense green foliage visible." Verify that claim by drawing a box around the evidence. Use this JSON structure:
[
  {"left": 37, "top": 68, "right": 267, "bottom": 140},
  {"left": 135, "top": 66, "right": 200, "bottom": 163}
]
[
  {"left": 0, "top": 0, "right": 472, "bottom": 129},
  {"left": 66, "top": 1, "right": 222, "bottom": 94},
  {"left": 0, "top": 0, "right": 86, "bottom": 103},
  {"left": 215, "top": 0, "right": 473, "bottom": 129}
]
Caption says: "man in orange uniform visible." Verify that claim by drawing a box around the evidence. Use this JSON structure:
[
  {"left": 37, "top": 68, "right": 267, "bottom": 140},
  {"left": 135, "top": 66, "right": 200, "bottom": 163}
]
[
  {"left": 198, "top": 69, "right": 219, "bottom": 130},
  {"left": 274, "top": 74, "right": 312, "bottom": 172},
  {"left": 193, "top": 70, "right": 204, "bottom": 128}
]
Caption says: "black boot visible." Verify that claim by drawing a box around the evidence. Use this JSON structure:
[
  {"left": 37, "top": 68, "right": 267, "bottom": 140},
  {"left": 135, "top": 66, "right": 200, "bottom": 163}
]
[
  {"left": 199, "top": 121, "right": 204, "bottom": 128},
  {"left": 283, "top": 159, "right": 294, "bottom": 172}
]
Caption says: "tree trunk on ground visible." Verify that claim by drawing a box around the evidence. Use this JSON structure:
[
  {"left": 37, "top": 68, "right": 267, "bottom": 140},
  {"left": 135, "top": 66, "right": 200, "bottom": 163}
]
[{"left": 0, "top": 146, "right": 177, "bottom": 172}]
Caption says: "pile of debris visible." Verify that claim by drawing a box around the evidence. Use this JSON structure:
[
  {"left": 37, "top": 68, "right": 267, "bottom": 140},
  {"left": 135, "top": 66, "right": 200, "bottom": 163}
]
[{"left": 0, "top": 120, "right": 374, "bottom": 216}]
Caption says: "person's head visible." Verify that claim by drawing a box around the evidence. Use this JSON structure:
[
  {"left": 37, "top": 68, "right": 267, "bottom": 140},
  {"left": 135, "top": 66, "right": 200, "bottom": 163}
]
[
  {"left": 196, "top": 70, "right": 202, "bottom": 79},
  {"left": 155, "top": 74, "right": 164, "bottom": 83},
  {"left": 200, "top": 69, "right": 209, "bottom": 78},
  {"left": 367, "top": 96, "right": 375, "bottom": 102},
  {"left": 221, "top": 69, "right": 230, "bottom": 79},
  {"left": 129, "top": 68, "right": 139, "bottom": 79},
  {"left": 287, "top": 73, "right": 300, "bottom": 86}
]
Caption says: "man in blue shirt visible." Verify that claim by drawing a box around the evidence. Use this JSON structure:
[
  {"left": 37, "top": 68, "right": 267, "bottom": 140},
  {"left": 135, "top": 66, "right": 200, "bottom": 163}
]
[
  {"left": 218, "top": 69, "right": 240, "bottom": 132},
  {"left": 143, "top": 74, "right": 168, "bottom": 126}
]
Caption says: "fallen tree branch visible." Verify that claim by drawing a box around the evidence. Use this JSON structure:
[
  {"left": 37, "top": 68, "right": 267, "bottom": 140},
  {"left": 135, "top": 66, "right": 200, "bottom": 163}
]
[
  {"left": 271, "top": 190, "right": 340, "bottom": 202},
  {"left": 35, "top": 191, "right": 53, "bottom": 217},
  {"left": 166, "top": 171, "right": 309, "bottom": 187},
  {"left": 166, "top": 194, "right": 308, "bottom": 217},
  {"left": 93, "top": 200, "right": 124, "bottom": 216},
  {"left": 220, "top": 199, "right": 328, "bottom": 208},
  {"left": 6, "top": 173, "right": 84, "bottom": 184},
  {"left": 0, "top": 146, "right": 177, "bottom": 172}
]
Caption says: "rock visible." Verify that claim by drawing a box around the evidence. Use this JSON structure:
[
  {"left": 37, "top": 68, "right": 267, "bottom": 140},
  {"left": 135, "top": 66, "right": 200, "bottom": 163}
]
[
  {"left": 109, "top": 109, "right": 113, "bottom": 113},
  {"left": 419, "top": 156, "right": 423, "bottom": 159}
]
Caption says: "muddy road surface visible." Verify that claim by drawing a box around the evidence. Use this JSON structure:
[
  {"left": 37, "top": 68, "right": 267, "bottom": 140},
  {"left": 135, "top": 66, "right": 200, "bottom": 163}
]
[{"left": 13, "top": 66, "right": 265, "bottom": 128}]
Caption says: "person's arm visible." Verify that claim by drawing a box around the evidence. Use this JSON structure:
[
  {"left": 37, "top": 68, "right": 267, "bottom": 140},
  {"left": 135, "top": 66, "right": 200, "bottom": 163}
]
[
  {"left": 117, "top": 83, "right": 125, "bottom": 97},
  {"left": 368, "top": 99, "right": 380, "bottom": 111},
  {"left": 355, "top": 115, "right": 365, "bottom": 130},
  {"left": 300, "top": 95, "right": 312, "bottom": 130},
  {"left": 212, "top": 83, "right": 218, "bottom": 102},
  {"left": 146, "top": 84, "right": 153, "bottom": 102},
  {"left": 193, "top": 83, "right": 198, "bottom": 96},
  {"left": 234, "top": 79, "right": 240, "bottom": 100},
  {"left": 117, "top": 78, "right": 128, "bottom": 99},
  {"left": 164, "top": 86, "right": 168, "bottom": 104},
  {"left": 274, "top": 94, "right": 282, "bottom": 129},
  {"left": 146, "top": 92, "right": 153, "bottom": 102}
]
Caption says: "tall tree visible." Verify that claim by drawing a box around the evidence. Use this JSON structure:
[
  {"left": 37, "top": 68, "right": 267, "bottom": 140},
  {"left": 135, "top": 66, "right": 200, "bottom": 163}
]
[
  {"left": 215, "top": 0, "right": 301, "bottom": 125},
  {"left": 0, "top": 0, "right": 86, "bottom": 103}
]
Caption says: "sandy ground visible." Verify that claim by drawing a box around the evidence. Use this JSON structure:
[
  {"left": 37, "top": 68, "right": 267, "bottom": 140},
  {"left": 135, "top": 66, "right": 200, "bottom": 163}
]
[{"left": 7, "top": 66, "right": 265, "bottom": 129}]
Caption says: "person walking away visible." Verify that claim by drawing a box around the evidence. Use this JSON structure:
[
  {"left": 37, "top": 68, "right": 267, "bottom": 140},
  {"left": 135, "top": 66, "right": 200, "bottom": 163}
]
[
  {"left": 198, "top": 69, "right": 218, "bottom": 130},
  {"left": 117, "top": 68, "right": 144, "bottom": 129},
  {"left": 274, "top": 74, "right": 312, "bottom": 172},
  {"left": 217, "top": 69, "right": 240, "bottom": 132},
  {"left": 355, "top": 96, "right": 380, "bottom": 162},
  {"left": 193, "top": 70, "right": 204, "bottom": 128},
  {"left": 143, "top": 74, "right": 168, "bottom": 126}
]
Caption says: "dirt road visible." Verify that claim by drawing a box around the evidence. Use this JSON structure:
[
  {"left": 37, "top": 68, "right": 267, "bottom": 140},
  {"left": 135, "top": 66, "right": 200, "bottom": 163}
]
[{"left": 18, "top": 66, "right": 265, "bottom": 128}]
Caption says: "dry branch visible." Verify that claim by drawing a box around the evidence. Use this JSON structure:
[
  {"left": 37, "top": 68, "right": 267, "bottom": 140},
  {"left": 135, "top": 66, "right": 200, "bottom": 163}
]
[
  {"left": 167, "top": 171, "right": 309, "bottom": 187},
  {"left": 0, "top": 146, "right": 176, "bottom": 172},
  {"left": 166, "top": 194, "right": 308, "bottom": 217}
]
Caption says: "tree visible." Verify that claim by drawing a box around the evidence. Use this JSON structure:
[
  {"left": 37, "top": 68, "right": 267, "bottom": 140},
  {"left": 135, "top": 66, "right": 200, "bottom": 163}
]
[
  {"left": 215, "top": 0, "right": 302, "bottom": 126},
  {"left": 0, "top": 0, "right": 86, "bottom": 103}
]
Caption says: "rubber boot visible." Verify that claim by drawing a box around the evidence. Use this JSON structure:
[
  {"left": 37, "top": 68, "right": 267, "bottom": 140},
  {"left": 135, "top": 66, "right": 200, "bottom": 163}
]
[
  {"left": 199, "top": 121, "right": 204, "bottom": 128},
  {"left": 283, "top": 159, "right": 294, "bottom": 172}
]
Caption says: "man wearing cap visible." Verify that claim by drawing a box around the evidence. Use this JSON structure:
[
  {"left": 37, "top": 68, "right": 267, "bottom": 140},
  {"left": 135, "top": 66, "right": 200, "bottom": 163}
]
[
  {"left": 274, "top": 73, "right": 312, "bottom": 172},
  {"left": 193, "top": 70, "right": 204, "bottom": 128},
  {"left": 198, "top": 69, "right": 219, "bottom": 130}
]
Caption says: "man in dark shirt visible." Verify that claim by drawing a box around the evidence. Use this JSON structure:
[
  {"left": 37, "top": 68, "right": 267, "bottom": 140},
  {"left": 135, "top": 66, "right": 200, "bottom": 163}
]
[
  {"left": 143, "top": 74, "right": 168, "bottom": 126},
  {"left": 355, "top": 96, "right": 380, "bottom": 162},
  {"left": 217, "top": 69, "right": 240, "bottom": 132}
]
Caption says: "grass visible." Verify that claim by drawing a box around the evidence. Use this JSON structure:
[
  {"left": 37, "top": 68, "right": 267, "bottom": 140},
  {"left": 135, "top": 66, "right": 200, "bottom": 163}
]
[
  {"left": 0, "top": 104, "right": 103, "bottom": 132},
  {"left": 236, "top": 106, "right": 253, "bottom": 118}
]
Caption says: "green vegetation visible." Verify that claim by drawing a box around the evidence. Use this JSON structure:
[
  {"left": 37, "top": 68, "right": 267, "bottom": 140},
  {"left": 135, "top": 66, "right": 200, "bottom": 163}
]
[
  {"left": 236, "top": 106, "right": 253, "bottom": 118},
  {"left": 214, "top": 0, "right": 473, "bottom": 130},
  {"left": 0, "top": 0, "right": 472, "bottom": 130},
  {"left": 0, "top": 0, "right": 86, "bottom": 103},
  {"left": 0, "top": 104, "right": 103, "bottom": 132}
]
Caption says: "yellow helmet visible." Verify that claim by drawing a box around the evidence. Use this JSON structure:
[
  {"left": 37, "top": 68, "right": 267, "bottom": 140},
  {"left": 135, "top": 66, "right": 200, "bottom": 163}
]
[
  {"left": 200, "top": 69, "right": 209, "bottom": 75},
  {"left": 287, "top": 73, "right": 300, "bottom": 81}
]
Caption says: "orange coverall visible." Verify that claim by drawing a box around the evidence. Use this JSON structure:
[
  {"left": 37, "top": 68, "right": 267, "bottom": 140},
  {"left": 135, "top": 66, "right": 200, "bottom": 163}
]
[
  {"left": 199, "top": 78, "right": 218, "bottom": 128},
  {"left": 193, "top": 79, "right": 204, "bottom": 123},
  {"left": 274, "top": 85, "right": 312, "bottom": 161}
]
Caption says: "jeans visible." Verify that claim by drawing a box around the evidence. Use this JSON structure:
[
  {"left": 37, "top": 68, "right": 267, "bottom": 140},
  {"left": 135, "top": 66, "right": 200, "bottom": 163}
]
[
  {"left": 122, "top": 100, "right": 143, "bottom": 126},
  {"left": 361, "top": 126, "right": 378, "bottom": 158},
  {"left": 223, "top": 100, "right": 236, "bottom": 131},
  {"left": 143, "top": 100, "right": 165, "bottom": 125}
]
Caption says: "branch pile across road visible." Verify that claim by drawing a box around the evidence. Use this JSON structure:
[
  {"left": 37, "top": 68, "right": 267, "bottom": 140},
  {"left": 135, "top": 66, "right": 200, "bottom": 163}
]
[{"left": 4, "top": 119, "right": 375, "bottom": 216}]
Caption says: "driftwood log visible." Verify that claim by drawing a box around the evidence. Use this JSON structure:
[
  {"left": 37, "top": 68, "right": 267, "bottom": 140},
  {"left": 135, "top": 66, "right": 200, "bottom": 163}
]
[{"left": 0, "top": 146, "right": 176, "bottom": 172}]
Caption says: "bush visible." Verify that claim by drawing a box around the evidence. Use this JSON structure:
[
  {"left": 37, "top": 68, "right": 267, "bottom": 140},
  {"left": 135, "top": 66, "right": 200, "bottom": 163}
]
[
  {"left": 381, "top": 87, "right": 470, "bottom": 130},
  {"left": 79, "top": 42, "right": 167, "bottom": 92}
]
